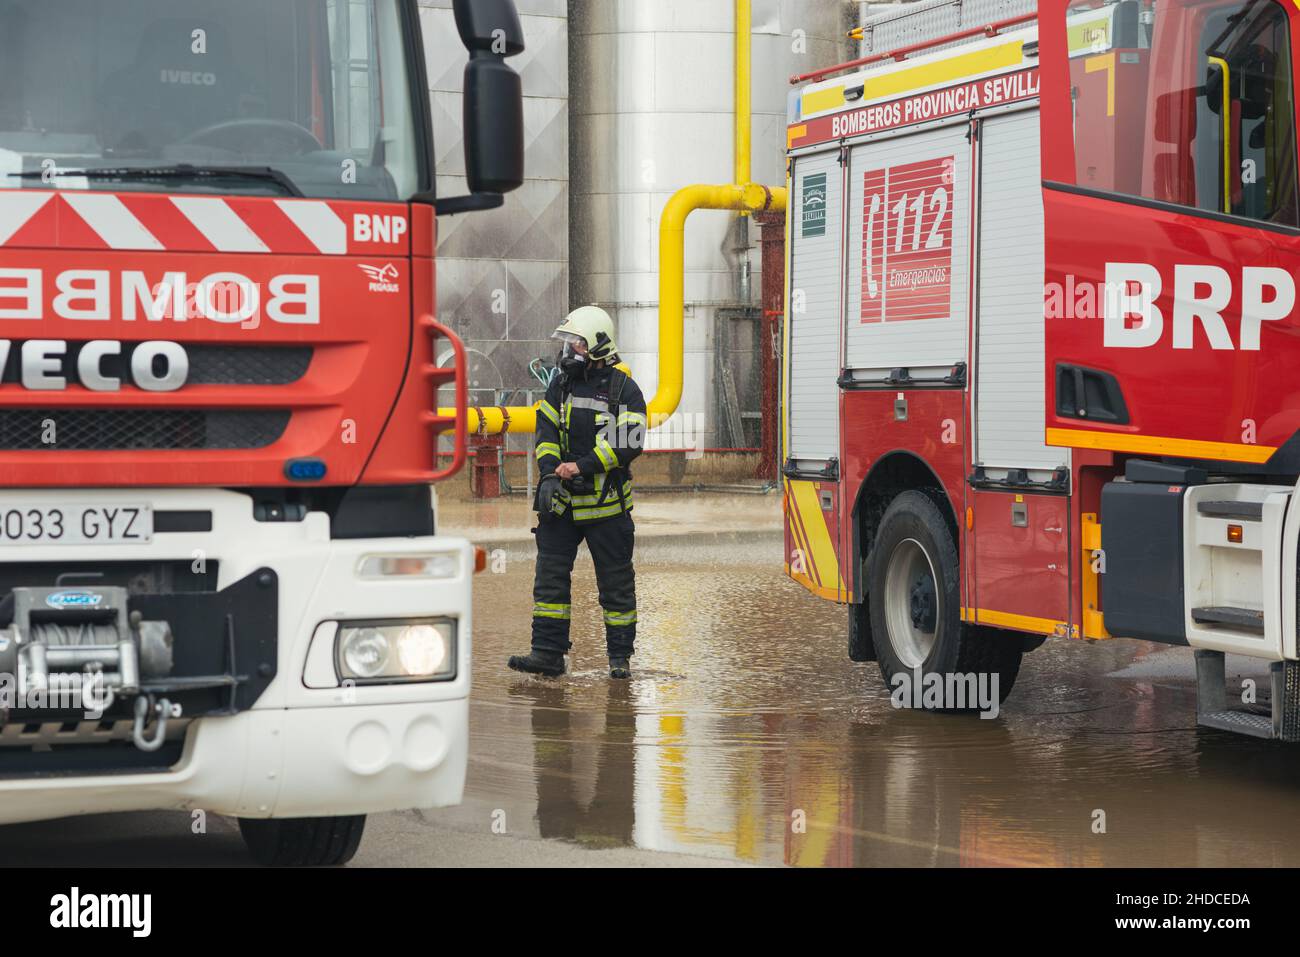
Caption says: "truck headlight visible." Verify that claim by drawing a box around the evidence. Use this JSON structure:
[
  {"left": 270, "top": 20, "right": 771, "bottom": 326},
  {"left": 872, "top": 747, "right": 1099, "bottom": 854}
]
[
  {"left": 336, "top": 619, "right": 456, "bottom": 683},
  {"left": 340, "top": 627, "right": 392, "bottom": 678}
]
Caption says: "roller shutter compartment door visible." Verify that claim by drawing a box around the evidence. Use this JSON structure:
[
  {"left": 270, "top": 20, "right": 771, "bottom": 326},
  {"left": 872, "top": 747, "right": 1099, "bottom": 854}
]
[
  {"left": 787, "top": 149, "right": 844, "bottom": 468},
  {"left": 975, "top": 108, "right": 1067, "bottom": 476}
]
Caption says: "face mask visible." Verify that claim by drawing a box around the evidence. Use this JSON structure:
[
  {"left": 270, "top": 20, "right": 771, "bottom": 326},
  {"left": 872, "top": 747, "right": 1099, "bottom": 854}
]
[{"left": 558, "top": 340, "right": 588, "bottom": 375}]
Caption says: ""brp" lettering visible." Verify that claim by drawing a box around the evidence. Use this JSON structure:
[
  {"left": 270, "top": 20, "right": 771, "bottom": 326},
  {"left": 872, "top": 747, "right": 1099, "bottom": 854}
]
[{"left": 1104, "top": 262, "right": 1295, "bottom": 351}]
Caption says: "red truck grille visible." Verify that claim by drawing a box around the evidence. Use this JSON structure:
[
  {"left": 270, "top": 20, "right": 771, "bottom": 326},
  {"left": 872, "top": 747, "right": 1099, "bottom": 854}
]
[{"left": 0, "top": 409, "right": 290, "bottom": 451}]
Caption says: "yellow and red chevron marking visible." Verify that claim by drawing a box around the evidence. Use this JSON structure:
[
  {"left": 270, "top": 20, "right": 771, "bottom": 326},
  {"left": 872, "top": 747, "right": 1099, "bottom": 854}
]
[
  {"left": 0, "top": 189, "right": 408, "bottom": 257},
  {"left": 783, "top": 478, "right": 845, "bottom": 602}
]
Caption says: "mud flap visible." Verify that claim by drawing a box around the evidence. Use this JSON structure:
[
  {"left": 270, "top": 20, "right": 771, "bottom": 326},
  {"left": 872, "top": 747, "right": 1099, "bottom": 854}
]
[{"left": 848, "top": 590, "right": 875, "bottom": 662}]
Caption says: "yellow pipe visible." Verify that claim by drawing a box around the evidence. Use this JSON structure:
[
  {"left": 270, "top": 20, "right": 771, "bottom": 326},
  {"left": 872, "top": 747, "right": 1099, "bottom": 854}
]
[
  {"left": 460, "top": 404, "right": 534, "bottom": 434},
  {"left": 444, "top": 0, "right": 785, "bottom": 436},
  {"left": 735, "top": 0, "right": 751, "bottom": 188},
  {"left": 650, "top": 182, "right": 785, "bottom": 427}
]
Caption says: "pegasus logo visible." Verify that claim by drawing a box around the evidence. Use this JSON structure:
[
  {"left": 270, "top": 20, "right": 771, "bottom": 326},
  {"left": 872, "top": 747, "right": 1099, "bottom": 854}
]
[
  {"left": 358, "top": 263, "right": 398, "bottom": 283},
  {"left": 358, "top": 263, "right": 400, "bottom": 294}
]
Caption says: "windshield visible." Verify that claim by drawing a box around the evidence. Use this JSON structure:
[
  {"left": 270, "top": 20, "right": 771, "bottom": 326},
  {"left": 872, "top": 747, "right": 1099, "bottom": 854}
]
[
  {"left": 1066, "top": 0, "right": 1298, "bottom": 226},
  {"left": 0, "top": 0, "right": 424, "bottom": 200}
]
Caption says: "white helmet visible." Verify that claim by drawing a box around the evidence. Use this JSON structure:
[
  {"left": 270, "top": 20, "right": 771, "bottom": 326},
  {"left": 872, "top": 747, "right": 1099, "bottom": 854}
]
[{"left": 554, "top": 305, "right": 618, "bottom": 361}]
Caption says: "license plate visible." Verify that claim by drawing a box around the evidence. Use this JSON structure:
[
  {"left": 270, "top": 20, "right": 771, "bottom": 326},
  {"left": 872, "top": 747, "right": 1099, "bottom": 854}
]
[{"left": 0, "top": 505, "right": 153, "bottom": 545}]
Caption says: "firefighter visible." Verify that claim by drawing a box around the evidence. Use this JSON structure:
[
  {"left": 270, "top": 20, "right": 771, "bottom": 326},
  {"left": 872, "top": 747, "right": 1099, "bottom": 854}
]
[{"left": 508, "top": 306, "right": 648, "bottom": 680}]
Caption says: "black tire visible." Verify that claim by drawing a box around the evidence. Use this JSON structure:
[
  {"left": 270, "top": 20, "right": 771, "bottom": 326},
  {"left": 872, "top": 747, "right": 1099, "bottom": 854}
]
[
  {"left": 867, "top": 490, "right": 1021, "bottom": 708},
  {"left": 238, "top": 814, "right": 366, "bottom": 867}
]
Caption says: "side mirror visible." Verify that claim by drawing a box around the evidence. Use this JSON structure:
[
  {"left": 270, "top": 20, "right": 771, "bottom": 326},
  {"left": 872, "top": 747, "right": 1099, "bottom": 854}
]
[
  {"left": 1240, "top": 46, "right": 1274, "bottom": 120},
  {"left": 435, "top": 0, "right": 525, "bottom": 215},
  {"left": 1204, "top": 64, "right": 1224, "bottom": 116},
  {"left": 463, "top": 54, "right": 524, "bottom": 195},
  {"left": 1154, "top": 89, "right": 1196, "bottom": 143}
]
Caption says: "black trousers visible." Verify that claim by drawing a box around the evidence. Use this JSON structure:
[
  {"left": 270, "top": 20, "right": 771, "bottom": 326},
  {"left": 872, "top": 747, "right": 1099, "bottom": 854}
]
[{"left": 531, "top": 511, "right": 637, "bottom": 657}]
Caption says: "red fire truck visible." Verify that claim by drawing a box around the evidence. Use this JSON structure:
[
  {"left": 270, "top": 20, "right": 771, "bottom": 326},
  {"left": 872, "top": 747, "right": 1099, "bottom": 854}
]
[
  {"left": 784, "top": 0, "right": 1300, "bottom": 739},
  {"left": 0, "top": 0, "right": 522, "bottom": 863}
]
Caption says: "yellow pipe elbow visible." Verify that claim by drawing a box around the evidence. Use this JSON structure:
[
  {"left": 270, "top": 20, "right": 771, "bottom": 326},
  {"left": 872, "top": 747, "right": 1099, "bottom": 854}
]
[
  {"left": 652, "top": 185, "right": 739, "bottom": 427},
  {"left": 649, "top": 182, "right": 786, "bottom": 428}
]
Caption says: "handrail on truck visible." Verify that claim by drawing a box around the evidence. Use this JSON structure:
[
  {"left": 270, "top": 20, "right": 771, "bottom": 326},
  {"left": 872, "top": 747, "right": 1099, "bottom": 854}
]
[
  {"left": 790, "top": 12, "right": 1038, "bottom": 86},
  {"left": 421, "top": 314, "right": 469, "bottom": 482}
]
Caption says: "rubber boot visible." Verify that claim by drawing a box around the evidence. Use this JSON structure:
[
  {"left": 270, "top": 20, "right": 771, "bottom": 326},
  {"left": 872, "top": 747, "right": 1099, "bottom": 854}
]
[
  {"left": 508, "top": 649, "right": 566, "bottom": 677},
  {"left": 609, "top": 656, "right": 631, "bottom": 679}
]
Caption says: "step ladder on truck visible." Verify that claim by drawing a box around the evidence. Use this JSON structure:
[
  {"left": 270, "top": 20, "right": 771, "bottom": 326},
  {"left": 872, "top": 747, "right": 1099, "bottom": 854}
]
[{"left": 783, "top": 0, "right": 1300, "bottom": 738}]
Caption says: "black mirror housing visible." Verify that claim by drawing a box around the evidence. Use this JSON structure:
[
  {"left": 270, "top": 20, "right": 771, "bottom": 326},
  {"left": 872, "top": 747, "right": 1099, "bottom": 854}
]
[
  {"left": 424, "top": 0, "right": 525, "bottom": 215},
  {"left": 453, "top": 0, "right": 525, "bottom": 57},
  {"left": 464, "top": 53, "right": 524, "bottom": 195}
]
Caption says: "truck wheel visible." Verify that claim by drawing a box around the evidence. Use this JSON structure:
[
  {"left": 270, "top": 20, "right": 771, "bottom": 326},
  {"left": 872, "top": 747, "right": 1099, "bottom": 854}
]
[
  {"left": 238, "top": 814, "right": 366, "bottom": 867},
  {"left": 867, "top": 490, "right": 1021, "bottom": 707}
]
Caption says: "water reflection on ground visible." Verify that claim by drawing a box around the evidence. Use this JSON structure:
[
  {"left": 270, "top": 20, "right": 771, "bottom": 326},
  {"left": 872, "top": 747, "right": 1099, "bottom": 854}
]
[{"left": 442, "top": 523, "right": 1300, "bottom": 867}]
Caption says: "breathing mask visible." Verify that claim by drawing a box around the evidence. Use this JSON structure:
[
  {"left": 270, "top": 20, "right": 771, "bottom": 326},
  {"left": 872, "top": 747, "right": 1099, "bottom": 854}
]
[{"left": 555, "top": 332, "right": 588, "bottom": 376}]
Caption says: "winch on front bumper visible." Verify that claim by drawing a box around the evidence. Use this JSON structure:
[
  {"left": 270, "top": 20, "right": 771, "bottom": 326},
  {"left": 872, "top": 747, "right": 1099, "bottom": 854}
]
[
  {"left": 0, "top": 567, "right": 277, "bottom": 774},
  {"left": 0, "top": 486, "right": 472, "bottom": 822}
]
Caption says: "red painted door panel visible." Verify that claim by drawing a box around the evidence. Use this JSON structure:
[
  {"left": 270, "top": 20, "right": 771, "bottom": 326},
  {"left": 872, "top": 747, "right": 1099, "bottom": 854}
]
[{"left": 970, "top": 489, "right": 1070, "bottom": 634}]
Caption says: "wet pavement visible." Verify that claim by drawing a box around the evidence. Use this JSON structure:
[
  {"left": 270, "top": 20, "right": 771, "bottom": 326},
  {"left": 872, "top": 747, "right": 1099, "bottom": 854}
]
[{"left": 429, "top": 493, "right": 1300, "bottom": 867}]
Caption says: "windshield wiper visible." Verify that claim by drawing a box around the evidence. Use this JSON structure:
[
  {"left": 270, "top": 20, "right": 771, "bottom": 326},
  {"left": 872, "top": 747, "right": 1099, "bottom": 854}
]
[{"left": 4, "top": 164, "right": 303, "bottom": 197}]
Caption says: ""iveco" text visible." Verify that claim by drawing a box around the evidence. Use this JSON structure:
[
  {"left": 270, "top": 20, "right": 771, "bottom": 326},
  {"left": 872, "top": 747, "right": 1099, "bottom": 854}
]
[{"left": 0, "top": 340, "right": 187, "bottom": 392}]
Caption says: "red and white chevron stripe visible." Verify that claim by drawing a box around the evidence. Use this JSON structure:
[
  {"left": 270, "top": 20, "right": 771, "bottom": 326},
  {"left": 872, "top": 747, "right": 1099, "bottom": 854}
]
[{"left": 0, "top": 190, "right": 405, "bottom": 256}]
